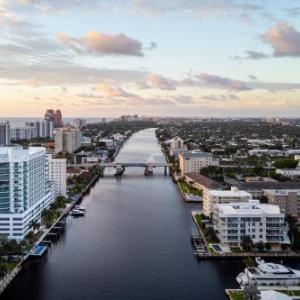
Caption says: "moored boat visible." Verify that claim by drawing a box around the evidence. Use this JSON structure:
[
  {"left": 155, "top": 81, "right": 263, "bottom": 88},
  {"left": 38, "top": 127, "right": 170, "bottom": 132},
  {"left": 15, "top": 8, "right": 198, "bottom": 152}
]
[{"left": 236, "top": 258, "right": 300, "bottom": 287}]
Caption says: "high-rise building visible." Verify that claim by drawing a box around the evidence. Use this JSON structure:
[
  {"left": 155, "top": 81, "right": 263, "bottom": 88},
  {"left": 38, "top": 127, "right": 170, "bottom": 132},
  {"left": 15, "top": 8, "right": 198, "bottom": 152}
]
[
  {"left": 0, "top": 147, "right": 56, "bottom": 240},
  {"left": 0, "top": 121, "right": 10, "bottom": 146},
  {"left": 74, "top": 118, "right": 86, "bottom": 129},
  {"left": 41, "top": 120, "right": 54, "bottom": 138},
  {"left": 47, "top": 155, "right": 67, "bottom": 197},
  {"left": 55, "top": 109, "right": 63, "bottom": 128},
  {"left": 44, "top": 108, "right": 63, "bottom": 128},
  {"left": 55, "top": 126, "right": 81, "bottom": 154}
]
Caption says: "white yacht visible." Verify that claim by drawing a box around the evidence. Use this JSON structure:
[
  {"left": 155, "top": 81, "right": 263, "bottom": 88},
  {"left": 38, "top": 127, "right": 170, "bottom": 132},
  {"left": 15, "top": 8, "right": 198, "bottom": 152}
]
[
  {"left": 71, "top": 209, "right": 86, "bottom": 216},
  {"left": 74, "top": 205, "right": 86, "bottom": 212},
  {"left": 236, "top": 258, "right": 300, "bottom": 287}
]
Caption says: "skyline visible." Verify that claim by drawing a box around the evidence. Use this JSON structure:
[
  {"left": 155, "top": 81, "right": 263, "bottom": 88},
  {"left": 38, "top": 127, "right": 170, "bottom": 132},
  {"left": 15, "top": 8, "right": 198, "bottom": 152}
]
[{"left": 1, "top": 0, "right": 300, "bottom": 117}]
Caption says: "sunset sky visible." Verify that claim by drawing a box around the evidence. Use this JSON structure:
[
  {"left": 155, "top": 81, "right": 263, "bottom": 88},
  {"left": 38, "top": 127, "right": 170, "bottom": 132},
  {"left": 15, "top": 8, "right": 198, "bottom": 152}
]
[{"left": 0, "top": 0, "right": 300, "bottom": 117}]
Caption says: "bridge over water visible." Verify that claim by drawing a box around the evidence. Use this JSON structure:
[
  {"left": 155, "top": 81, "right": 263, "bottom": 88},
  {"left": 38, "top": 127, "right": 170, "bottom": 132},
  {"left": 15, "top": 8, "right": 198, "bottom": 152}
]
[{"left": 67, "top": 162, "right": 172, "bottom": 176}]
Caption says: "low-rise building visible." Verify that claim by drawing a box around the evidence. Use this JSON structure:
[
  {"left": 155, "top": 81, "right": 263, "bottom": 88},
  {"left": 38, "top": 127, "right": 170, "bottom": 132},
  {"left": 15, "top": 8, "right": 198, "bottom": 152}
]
[
  {"left": 213, "top": 200, "right": 288, "bottom": 247},
  {"left": 203, "top": 187, "right": 252, "bottom": 216},
  {"left": 264, "top": 189, "right": 300, "bottom": 219},
  {"left": 179, "top": 150, "right": 218, "bottom": 176},
  {"left": 184, "top": 172, "right": 223, "bottom": 196}
]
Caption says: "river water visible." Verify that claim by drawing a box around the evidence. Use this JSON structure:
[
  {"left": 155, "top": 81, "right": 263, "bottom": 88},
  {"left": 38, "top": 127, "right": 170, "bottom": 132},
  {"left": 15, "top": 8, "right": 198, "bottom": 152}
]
[{"left": 2, "top": 128, "right": 243, "bottom": 300}]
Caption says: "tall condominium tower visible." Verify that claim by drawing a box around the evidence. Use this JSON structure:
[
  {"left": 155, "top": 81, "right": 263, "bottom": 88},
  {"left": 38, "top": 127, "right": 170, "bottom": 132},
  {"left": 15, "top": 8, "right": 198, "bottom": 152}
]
[
  {"left": 0, "top": 121, "right": 10, "bottom": 146},
  {"left": 44, "top": 108, "right": 63, "bottom": 128},
  {"left": 0, "top": 147, "right": 56, "bottom": 240},
  {"left": 55, "top": 109, "right": 63, "bottom": 128},
  {"left": 55, "top": 126, "right": 81, "bottom": 154}
]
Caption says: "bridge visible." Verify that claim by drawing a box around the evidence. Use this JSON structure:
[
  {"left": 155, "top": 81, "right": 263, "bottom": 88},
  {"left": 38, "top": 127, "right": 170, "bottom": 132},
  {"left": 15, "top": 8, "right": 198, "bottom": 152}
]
[{"left": 67, "top": 162, "right": 172, "bottom": 176}]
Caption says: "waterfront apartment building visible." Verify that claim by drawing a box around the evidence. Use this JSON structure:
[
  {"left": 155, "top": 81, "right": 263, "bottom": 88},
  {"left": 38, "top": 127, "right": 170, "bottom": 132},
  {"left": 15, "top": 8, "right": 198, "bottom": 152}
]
[
  {"left": 0, "top": 121, "right": 10, "bottom": 146},
  {"left": 179, "top": 150, "right": 218, "bottom": 176},
  {"left": 203, "top": 187, "right": 252, "bottom": 216},
  {"left": 48, "top": 155, "right": 67, "bottom": 197},
  {"left": 213, "top": 200, "right": 288, "bottom": 247},
  {"left": 264, "top": 189, "right": 300, "bottom": 219},
  {"left": 170, "top": 136, "right": 186, "bottom": 156},
  {"left": 0, "top": 147, "right": 56, "bottom": 240},
  {"left": 55, "top": 126, "right": 81, "bottom": 154}
]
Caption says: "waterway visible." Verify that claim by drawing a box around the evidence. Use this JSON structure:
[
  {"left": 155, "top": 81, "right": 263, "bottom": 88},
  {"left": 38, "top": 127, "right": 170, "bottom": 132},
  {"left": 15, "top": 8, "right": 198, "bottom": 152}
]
[{"left": 2, "top": 128, "right": 244, "bottom": 300}]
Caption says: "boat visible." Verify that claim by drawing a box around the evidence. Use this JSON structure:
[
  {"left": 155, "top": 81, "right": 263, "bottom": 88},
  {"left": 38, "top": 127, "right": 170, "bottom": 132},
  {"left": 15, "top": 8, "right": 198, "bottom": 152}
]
[
  {"left": 74, "top": 205, "right": 86, "bottom": 212},
  {"left": 70, "top": 209, "right": 86, "bottom": 216},
  {"left": 236, "top": 258, "right": 300, "bottom": 287}
]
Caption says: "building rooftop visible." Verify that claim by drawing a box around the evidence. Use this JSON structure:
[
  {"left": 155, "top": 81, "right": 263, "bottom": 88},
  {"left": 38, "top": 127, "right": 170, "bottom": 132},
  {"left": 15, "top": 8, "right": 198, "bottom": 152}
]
[
  {"left": 184, "top": 173, "right": 223, "bottom": 189},
  {"left": 180, "top": 150, "right": 212, "bottom": 158},
  {"left": 216, "top": 200, "right": 281, "bottom": 215},
  {"left": 264, "top": 189, "right": 300, "bottom": 196},
  {"left": 208, "top": 187, "right": 252, "bottom": 198},
  {"left": 0, "top": 147, "right": 46, "bottom": 162}
]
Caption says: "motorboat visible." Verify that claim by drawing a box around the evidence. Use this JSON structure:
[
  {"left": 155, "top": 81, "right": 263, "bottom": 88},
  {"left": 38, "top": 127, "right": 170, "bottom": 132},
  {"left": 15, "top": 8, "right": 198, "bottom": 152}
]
[
  {"left": 236, "top": 258, "right": 300, "bottom": 287},
  {"left": 70, "top": 209, "right": 86, "bottom": 216},
  {"left": 74, "top": 205, "right": 86, "bottom": 212}
]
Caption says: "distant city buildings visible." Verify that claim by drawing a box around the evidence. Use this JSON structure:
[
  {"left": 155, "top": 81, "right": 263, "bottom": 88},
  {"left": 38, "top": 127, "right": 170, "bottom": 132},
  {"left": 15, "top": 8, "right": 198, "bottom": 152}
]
[
  {"left": 0, "top": 147, "right": 56, "bottom": 240},
  {"left": 179, "top": 150, "right": 219, "bottom": 176},
  {"left": 0, "top": 121, "right": 10, "bottom": 146},
  {"left": 48, "top": 155, "right": 67, "bottom": 197},
  {"left": 55, "top": 126, "right": 81, "bottom": 154},
  {"left": 213, "top": 200, "right": 288, "bottom": 247}
]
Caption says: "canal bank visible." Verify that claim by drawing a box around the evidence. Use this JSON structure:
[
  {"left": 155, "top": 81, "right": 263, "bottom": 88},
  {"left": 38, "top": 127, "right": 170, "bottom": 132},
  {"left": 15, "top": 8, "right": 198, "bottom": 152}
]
[{"left": 2, "top": 128, "right": 298, "bottom": 300}]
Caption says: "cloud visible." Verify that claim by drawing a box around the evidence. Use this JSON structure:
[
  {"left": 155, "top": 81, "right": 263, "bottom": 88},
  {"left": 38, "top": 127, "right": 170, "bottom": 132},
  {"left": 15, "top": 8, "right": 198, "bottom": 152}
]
[
  {"left": 263, "top": 22, "right": 300, "bottom": 57},
  {"left": 284, "top": 7, "right": 300, "bottom": 18},
  {"left": 58, "top": 31, "right": 147, "bottom": 57},
  {"left": 248, "top": 74, "right": 257, "bottom": 80},
  {"left": 92, "top": 83, "right": 135, "bottom": 97},
  {"left": 245, "top": 50, "right": 269, "bottom": 59},
  {"left": 172, "top": 96, "right": 194, "bottom": 104},
  {"left": 144, "top": 73, "right": 176, "bottom": 90},
  {"left": 133, "top": 0, "right": 262, "bottom": 18},
  {"left": 76, "top": 92, "right": 104, "bottom": 99},
  {"left": 197, "top": 73, "right": 251, "bottom": 91},
  {"left": 202, "top": 94, "right": 240, "bottom": 101}
]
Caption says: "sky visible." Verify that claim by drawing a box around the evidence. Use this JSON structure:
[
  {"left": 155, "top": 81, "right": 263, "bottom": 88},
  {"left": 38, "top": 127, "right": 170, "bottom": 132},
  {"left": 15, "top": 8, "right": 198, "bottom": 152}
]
[{"left": 0, "top": 0, "right": 300, "bottom": 118}]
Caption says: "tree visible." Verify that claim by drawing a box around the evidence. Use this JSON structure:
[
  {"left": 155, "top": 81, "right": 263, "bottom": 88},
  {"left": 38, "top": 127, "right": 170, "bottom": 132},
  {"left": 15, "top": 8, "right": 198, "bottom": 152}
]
[
  {"left": 265, "top": 242, "right": 271, "bottom": 251},
  {"left": 273, "top": 158, "right": 298, "bottom": 169},
  {"left": 242, "top": 235, "right": 253, "bottom": 251},
  {"left": 243, "top": 283, "right": 261, "bottom": 300},
  {"left": 254, "top": 242, "right": 264, "bottom": 252}
]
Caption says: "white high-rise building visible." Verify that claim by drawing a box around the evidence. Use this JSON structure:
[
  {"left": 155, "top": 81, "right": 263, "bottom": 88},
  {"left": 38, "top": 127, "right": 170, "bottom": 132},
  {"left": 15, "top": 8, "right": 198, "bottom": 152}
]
[
  {"left": 203, "top": 187, "right": 252, "bottom": 216},
  {"left": 0, "top": 121, "right": 10, "bottom": 146},
  {"left": 48, "top": 155, "right": 67, "bottom": 197},
  {"left": 0, "top": 147, "right": 56, "bottom": 240},
  {"left": 55, "top": 126, "right": 81, "bottom": 154},
  {"left": 213, "top": 200, "right": 288, "bottom": 247}
]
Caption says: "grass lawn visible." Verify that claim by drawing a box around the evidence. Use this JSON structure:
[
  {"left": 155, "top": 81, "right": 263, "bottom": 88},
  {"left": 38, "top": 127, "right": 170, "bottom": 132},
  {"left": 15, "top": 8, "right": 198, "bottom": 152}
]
[
  {"left": 230, "top": 247, "right": 244, "bottom": 253},
  {"left": 227, "top": 291, "right": 244, "bottom": 300},
  {"left": 178, "top": 180, "right": 202, "bottom": 196}
]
